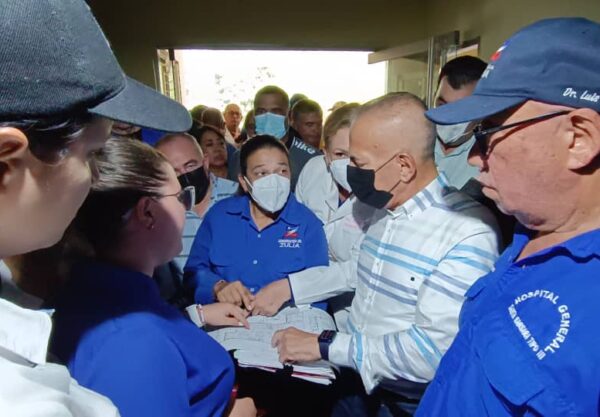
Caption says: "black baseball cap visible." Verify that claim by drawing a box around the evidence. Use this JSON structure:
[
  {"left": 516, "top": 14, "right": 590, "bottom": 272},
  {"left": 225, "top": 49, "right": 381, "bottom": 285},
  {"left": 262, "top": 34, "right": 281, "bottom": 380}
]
[
  {"left": 0, "top": 0, "right": 191, "bottom": 132},
  {"left": 426, "top": 18, "right": 600, "bottom": 125}
]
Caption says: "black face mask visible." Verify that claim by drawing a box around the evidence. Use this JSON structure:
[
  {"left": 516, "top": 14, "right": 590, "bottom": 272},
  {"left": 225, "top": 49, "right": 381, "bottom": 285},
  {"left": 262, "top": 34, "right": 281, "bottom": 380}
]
[
  {"left": 177, "top": 167, "right": 210, "bottom": 205},
  {"left": 346, "top": 154, "right": 399, "bottom": 209}
]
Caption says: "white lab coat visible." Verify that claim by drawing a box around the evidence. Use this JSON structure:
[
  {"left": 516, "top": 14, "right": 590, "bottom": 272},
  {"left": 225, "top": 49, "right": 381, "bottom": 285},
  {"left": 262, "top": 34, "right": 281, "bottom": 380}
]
[
  {"left": 0, "top": 297, "right": 120, "bottom": 417},
  {"left": 295, "top": 155, "right": 339, "bottom": 224},
  {"left": 294, "top": 156, "right": 377, "bottom": 331}
]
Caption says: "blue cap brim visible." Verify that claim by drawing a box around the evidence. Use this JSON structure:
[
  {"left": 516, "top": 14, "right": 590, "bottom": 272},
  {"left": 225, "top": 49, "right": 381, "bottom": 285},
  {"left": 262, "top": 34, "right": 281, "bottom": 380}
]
[
  {"left": 425, "top": 94, "right": 527, "bottom": 125},
  {"left": 89, "top": 77, "right": 192, "bottom": 132}
]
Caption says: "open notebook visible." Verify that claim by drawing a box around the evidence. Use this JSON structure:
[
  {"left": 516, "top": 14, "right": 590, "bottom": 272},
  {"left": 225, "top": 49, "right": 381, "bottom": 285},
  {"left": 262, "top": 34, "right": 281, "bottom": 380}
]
[{"left": 208, "top": 306, "right": 337, "bottom": 385}]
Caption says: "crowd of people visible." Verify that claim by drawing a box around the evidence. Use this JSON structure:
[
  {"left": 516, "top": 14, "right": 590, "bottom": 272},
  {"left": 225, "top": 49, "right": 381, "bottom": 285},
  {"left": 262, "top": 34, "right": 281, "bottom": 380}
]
[{"left": 0, "top": 1, "right": 599, "bottom": 417}]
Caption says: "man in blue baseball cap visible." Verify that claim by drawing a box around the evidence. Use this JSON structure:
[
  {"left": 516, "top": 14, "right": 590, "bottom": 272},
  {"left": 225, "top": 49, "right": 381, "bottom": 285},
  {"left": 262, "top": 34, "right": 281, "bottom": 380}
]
[
  {"left": 416, "top": 17, "right": 600, "bottom": 416},
  {"left": 0, "top": 0, "right": 191, "bottom": 415}
]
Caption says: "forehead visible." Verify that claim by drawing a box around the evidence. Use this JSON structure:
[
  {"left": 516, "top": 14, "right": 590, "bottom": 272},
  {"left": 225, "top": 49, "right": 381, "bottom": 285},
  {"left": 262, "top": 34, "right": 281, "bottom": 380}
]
[
  {"left": 158, "top": 137, "right": 201, "bottom": 160},
  {"left": 225, "top": 105, "right": 241, "bottom": 113},
  {"left": 256, "top": 93, "right": 288, "bottom": 110},
  {"left": 247, "top": 147, "right": 289, "bottom": 167},
  {"left": 200, "top": 130, "right": 222, "bottom": 143},
  {"left": 297, "top": 112, "right": 323, "bottom": 122}
]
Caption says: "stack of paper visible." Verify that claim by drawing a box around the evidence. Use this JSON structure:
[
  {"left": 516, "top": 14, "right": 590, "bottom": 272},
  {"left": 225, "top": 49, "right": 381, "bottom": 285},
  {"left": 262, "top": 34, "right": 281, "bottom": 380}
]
[{"left": 208, "top": 306, "right": 337, "bottom": 385}]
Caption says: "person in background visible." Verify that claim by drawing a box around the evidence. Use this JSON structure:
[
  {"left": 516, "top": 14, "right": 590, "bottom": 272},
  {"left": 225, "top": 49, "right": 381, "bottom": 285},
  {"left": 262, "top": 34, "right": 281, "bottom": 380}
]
[
  {"left": 223, "top": 103, "right": 243, "bottom": 146},
  {"left": 0, "top": 0, "right": 191, "bottom": 415},
  {"left": 237, "top": 109, "right": 256, "bottom": 145},
  {"left": 329, "top": 101, "right": 348, "bottom": 114},
  {"left": 275, "top": 102, "right": 373, "bottom": 329},
  {"left": 50, "top": 138, "right": 254, "bottom": 417},
  {"left": 433, "top": 56, "right": 487, "bottom": 190},
  {"left": 190, "top": 104, "right": 208, "bottom": 126},
  {"left": 228, "top": 85, "right": 321, "bottom": 190},
  {"left": 289, "top": 93, "right": 309, "bottom": 113},
  {"left": 262, "top": 93, "right": 500, "bottom": 415},
  {"left": 155, "top": 133, "right": 238, "bottom": 271},
  {"left": 296, "top": 103, "right": 359, "bottom": 223},
  {"left": 111, "top": 121, "right": 143, "bottom": 140},
  {"left": 195, "top": 125, "right": 230, "bottom": 179},
  {"left": 290, "top": 99, "right": 324, "bottom": 149},
  {"left": 416, "top": 18, "right": 600, "bottom": 417},
  {"left": 184, "top": 135, "right": 328, "bottom": 312},
  {"left": 202, "top": 107, "right": 227, "bottom": 134}
]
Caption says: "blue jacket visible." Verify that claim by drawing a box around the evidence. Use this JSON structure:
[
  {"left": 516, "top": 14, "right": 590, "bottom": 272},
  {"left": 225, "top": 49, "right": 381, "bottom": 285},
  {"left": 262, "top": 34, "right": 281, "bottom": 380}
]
[
  {"left": 51, "top": 261, "right": 235, "bottom": 417},
  {"left": 184, "top": 194, "right": 328, "bottom": 304},
  {"left": 416, "top": 227, "right": 600, "bottom": 416}
]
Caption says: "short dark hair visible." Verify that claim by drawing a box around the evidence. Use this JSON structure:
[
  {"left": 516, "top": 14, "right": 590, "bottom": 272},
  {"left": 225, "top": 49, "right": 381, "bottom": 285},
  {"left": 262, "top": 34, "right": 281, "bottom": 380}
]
[
  {"left": 438, "top": 56, "right": 487, "bottom": 90},
  {"left": 239, "top": 135, "right": 289, "bottom": 176},
  {"left": 0, "top": 113, "right": 95, "bottom": 164},
  {"left": 254, "top": 85, "right": 290, "bottom": 110},
  {"left": 291, "top": 99, "right": 323, "bottom": 121}
]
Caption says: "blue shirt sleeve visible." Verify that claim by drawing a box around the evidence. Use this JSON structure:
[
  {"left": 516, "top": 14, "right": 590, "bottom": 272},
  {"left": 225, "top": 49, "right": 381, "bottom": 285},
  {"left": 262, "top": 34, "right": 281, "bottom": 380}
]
[
  {"left": 80, "top": 327, "right": 191, "bottom": 417},
  {"left": 183, "top": 211, "right": 224, "bottom": 304}
]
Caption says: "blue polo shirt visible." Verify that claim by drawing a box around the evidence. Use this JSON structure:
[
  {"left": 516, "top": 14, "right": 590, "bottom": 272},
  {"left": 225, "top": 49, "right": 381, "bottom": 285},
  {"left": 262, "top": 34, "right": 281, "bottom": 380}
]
[
  {"left": 416, "top": 227, "right": 600, "bottom": 416},
  {"left": 50, "top": 260, "right": 235, "bottom": 417},
  {"left": 184, "top": 194, "right": 328, "bottom": 304}
]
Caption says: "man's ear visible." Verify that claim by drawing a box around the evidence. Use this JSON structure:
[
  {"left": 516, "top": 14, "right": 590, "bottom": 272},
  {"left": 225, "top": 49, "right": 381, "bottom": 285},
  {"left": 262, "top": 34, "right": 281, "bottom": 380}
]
[
  {"left": 565, "top": 108, "right": 600, "bottom": 170},
  {"left": 0, "top": 127, "right": 30, "bottom": 189},
  {"left": 396, "top": 153, "right": 417, "bottom": 183},
  {"left": 238, "top": 174, "right": 249, "bottom": 194},
  {"left": 134, "top": 197, "right": 155, "bottom": 230}
]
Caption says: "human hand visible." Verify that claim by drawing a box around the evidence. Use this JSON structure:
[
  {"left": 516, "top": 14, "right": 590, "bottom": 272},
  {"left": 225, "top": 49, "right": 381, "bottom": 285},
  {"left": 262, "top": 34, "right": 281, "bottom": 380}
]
[
  {"left": 251, "top": 279, "right": 291, "bottom": 317},
  {"left": 214, "top": 280, "right": 255, "bottom": 310},
  {"left": 271, "top": 327, "right": 320, "bottom": 363},
  {"left": 202, "top": 303, "right": 250, "bottom": 329}
]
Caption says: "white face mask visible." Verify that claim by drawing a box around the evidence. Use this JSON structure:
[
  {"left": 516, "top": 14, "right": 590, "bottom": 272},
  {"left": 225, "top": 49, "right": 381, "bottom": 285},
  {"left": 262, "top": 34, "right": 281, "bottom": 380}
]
[
  {"left": 436, "top": 121, "right": 472, "bottom": 146},
  {"left": 329, "top": 158, "right": 352, "bottom": 192},
  {"left": 245, "top": 173, "right": 290, "bottom": 213}
]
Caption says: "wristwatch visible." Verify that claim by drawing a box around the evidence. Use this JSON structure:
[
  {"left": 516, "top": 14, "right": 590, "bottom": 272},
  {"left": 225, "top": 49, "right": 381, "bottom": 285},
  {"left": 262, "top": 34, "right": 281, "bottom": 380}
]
[{"left": 318, "top": 330, "right": 337, "bottom": 361}]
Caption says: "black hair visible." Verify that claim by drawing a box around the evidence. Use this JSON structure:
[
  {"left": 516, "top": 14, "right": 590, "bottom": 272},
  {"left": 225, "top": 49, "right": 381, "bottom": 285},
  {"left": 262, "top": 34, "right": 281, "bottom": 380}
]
[
  {"left": 253, "top": 85, "right": 290, "bottom": 109},
  {"left": 0, "top": 113, "right": 95, "bottom": 164},
  {"left": 438, "top": 56, "right": 487, "bottom": 90},
  {"left": 291, "top": 99, "right": 323, "bottom": 120},
  {"left": 239, "top": 135, "right": 289, "bottom": 176}
]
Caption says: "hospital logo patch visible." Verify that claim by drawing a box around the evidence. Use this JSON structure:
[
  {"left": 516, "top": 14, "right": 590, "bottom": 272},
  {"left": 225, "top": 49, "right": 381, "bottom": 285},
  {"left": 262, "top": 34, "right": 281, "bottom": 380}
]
[{"left": 279, "top": 227, "right": 302, "bottom": 248}]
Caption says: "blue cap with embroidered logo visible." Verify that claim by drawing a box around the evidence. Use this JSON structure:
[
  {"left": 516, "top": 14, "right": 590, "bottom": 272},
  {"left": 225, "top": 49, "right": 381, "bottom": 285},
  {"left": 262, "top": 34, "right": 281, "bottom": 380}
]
[{"left": 426, "top": 17, "right": 600, "bottom": 125}]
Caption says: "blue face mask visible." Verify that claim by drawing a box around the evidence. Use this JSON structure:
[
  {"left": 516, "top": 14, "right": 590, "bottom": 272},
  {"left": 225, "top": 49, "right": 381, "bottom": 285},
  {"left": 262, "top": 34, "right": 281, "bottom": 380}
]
[{"left": 255, "top": 112, "right": 287, "bottom": 139}]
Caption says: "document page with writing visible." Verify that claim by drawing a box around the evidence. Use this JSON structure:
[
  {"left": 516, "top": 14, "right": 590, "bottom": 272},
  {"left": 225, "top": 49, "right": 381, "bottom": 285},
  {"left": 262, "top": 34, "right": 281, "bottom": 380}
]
[{"left": 208, "top": 306, "right": 337, "bottom": 384}]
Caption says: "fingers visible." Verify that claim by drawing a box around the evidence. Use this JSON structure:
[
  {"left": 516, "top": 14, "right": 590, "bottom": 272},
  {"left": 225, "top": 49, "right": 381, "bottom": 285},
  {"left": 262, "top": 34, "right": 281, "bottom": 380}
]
[
  {"left": 239, "top": 287, "right": 255, "bottom": 311},
  {"left": 228, "top": 306, "right": 250, "bottom": 329},
  {"left": 271, "top": 329, "right": 283, "bottom": 348}
]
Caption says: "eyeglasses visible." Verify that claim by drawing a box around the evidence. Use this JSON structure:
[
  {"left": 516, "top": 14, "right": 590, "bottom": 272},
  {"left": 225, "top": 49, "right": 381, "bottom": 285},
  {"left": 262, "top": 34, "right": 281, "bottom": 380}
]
[
  {"left": 155, "top": 186, "right": 196, "bottom": 211},
  {"left": 473, "top": 110, "right": 569, "bottom": 156}
]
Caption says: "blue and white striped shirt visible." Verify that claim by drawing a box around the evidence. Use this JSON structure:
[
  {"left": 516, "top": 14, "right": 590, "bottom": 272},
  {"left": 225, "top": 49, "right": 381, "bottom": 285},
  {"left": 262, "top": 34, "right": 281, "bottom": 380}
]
[{"left": 327, "top": 175, "right": 501, "bottom": 394}]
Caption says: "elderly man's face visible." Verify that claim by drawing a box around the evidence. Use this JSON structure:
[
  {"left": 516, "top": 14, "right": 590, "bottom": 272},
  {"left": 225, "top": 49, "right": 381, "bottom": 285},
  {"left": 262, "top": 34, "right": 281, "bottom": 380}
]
[{"left": 468, "top": 101, "right": 573, "bottom": 228}]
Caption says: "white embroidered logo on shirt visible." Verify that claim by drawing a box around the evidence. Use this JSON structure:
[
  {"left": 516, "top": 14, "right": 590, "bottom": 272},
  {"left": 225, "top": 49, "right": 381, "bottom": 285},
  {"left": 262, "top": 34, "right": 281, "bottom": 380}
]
[{"left": 508, "top": 289, "right": 571, "bottom": 360}]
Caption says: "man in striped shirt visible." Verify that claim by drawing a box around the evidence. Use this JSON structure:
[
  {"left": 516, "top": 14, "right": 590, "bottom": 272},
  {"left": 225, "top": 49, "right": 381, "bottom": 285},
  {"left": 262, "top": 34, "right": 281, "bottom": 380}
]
[{"left": 269, "top": 93, "right": 501, "bottom": 415}]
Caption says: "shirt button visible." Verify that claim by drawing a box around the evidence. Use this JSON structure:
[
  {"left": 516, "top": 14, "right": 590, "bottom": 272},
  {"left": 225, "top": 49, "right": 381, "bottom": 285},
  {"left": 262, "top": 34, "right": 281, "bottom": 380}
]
[
  {"left": 253, "top": 260, "right": 258, "bottom": 265},
  {"left": 257, "top": 234, "right": 261, "bottom": 238}
]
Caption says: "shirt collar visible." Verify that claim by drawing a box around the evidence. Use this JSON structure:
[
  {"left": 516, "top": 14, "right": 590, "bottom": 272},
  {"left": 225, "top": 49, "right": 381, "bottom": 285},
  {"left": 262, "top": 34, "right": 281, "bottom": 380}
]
[
  {"left": 67, "top": 260, "right": 162, "bottom": 309},
  {"left": 388, "top": 175, "right": 450, "bottom": 219},
  {"left": 0, "top": 298, "right": 52, "bottom": 365},
  {"left": 510, "top": 226, "right": 600, "bottom": 263}
]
